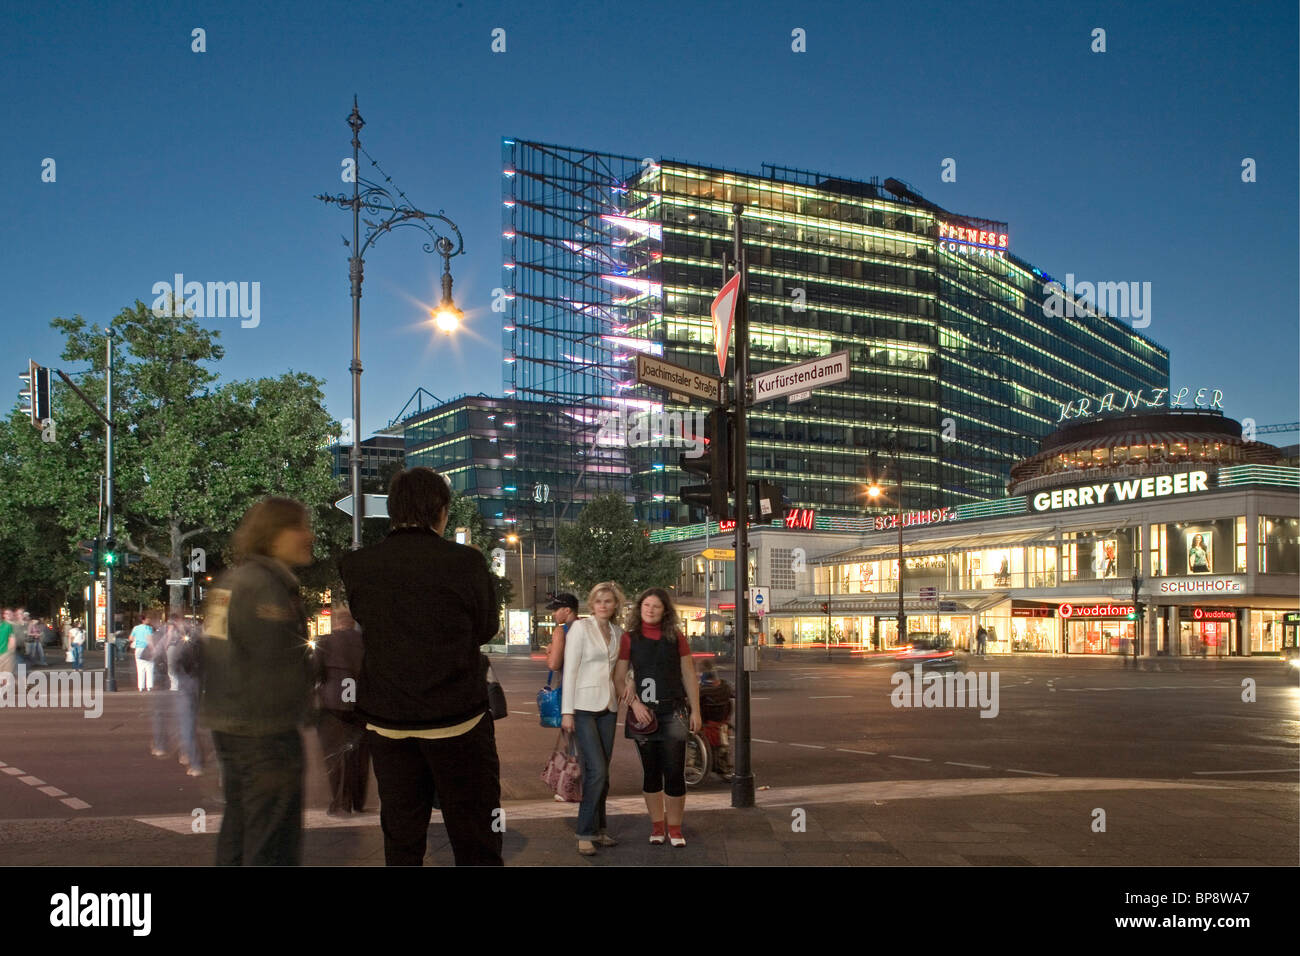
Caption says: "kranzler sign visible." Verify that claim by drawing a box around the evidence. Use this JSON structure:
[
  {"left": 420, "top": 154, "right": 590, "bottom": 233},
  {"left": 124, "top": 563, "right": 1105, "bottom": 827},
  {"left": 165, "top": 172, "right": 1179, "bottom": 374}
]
[{"left": 1031, "top": 471, "right": 1209, "bottom": 513}]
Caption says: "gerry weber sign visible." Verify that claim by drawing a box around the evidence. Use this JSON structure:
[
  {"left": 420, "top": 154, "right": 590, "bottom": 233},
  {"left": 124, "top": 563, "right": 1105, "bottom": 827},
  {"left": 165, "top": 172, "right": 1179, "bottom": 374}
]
[{"left": 1031, "top": 470, "right": 1209, "bottom": 513}]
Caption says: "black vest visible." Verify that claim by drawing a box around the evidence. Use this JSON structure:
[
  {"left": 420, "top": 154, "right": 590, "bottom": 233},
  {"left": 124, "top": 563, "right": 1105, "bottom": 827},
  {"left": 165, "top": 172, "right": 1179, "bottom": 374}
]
[{"left": 628, "top": 629, "right": 687, "bottom": 714}]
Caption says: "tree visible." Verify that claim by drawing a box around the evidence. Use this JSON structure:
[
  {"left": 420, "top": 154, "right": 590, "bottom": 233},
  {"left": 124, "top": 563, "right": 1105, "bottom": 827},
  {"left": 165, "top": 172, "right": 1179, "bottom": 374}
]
[
  {"left": 556, "top": 493, "right": 679, "bottom": 598},
  {"left": 444, "top": 491, "right": 512, "bottom": 612},
  {"left": 0, "top": 301, "right": 340, "bottom": 617}
]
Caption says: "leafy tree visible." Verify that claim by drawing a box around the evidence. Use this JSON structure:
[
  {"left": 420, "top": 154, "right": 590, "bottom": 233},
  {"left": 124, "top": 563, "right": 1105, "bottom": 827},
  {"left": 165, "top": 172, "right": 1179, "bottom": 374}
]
[
  {"left": 0, "top": 301, "right": 340, "bottom": 617},
  {"left": 556, "top": 492, "right": 679, "bottom": 598},
  {"left": 444, "top": 491, "right": 512, "bottom": 612}
]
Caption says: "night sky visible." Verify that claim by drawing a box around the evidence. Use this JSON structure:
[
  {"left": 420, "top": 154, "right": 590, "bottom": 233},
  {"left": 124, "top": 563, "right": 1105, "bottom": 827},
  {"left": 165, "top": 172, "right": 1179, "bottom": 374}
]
[{"left": 4, "top": 0, "right": 1296, "bottom": 438}]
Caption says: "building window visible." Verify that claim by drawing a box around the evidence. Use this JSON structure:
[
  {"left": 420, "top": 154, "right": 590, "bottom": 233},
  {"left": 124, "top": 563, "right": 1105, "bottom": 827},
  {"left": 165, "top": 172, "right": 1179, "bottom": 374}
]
[
  {"left": 771, "top": 548, "right": 795, "bottom": 590},
  {"left": 1260, "top": 517, "right": 1300, "bottom": 575}
]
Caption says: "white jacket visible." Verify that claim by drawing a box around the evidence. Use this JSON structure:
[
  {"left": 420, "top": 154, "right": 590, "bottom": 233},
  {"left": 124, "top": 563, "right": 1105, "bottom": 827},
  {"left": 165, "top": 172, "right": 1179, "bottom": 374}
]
[{"left": 560, "top": 616, "right": 622, "bottom": 715}]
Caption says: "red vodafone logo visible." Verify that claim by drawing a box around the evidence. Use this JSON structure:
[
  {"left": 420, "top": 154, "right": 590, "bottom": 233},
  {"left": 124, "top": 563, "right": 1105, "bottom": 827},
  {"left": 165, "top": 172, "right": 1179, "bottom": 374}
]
[{"left": 1057, "top": 602, "right": 1133, "bottom": 618}]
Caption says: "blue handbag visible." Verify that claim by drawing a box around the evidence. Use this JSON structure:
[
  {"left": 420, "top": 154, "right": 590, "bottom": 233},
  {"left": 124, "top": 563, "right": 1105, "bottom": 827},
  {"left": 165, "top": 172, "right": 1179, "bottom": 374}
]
[{"left": 537, "top": 671, "right": 562, "bottom": 728}]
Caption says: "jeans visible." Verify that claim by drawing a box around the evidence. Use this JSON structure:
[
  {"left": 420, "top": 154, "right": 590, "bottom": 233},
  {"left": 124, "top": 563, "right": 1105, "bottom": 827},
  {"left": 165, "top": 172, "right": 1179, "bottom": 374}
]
[
  {"left": 71, "top": 644, "right": 84, "bottom": 669},
  {"left": 25, "top": 640, "right": 46, "bottom": 665},
  {"left": 367, "top": 716, "right": 503, "bottom": 866},
  {"left": 572, "top": 709, "right": 616, "bottom": 839},
  {"left": 177, "top": 688, "right": 202, "bottom": 769},
  {"left": 212, "top": 730, "right": 304, "bottom": 866}
]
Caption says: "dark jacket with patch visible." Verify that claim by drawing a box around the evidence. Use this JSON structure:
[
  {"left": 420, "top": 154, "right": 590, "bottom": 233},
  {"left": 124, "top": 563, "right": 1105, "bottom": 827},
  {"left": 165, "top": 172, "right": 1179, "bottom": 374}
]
[
  {"left": 340, "top": 528, "right": 499, "bottom": 731},
  {"left": 199, "top": 555, "right": 317, "bottom": 736}
]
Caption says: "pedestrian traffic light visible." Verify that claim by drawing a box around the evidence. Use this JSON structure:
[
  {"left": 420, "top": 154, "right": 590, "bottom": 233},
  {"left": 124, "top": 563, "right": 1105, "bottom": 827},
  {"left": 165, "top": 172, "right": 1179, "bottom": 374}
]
[
  {"left": 679, "top": 406, "right": 733, "bottom": 519},
  {"left": 1128, "top": 602, "right": 1145, "bottom": 621},
  {"left": 18, "top": 360, "right": 51, "bottom": 428},
  {"left": 102, "top": 537, "right": 118, "bottom": 567}
]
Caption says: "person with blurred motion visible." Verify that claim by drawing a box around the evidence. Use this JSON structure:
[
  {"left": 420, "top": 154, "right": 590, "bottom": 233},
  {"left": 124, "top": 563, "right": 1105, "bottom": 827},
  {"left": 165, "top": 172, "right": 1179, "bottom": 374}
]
[
  {"left": 131, "top": 615, "right": 155, "bottom": 691},
  {"left": 315, "top": 602, "right": 370, "bottom": 816},
  {"left": 0, "top": 610, "right": 17, "bottom": 689},
  {"left": 613, "top": 588, "right": 701, "bottom": 848},
  {"left": 25, "top": 615, "right": 47, "bottom": 666},
  {"left": 68, "top": 621, "right": 85, "bottom": 670},
  {"left": 560, "top": 582, "right": 627, "bottom": 856},
  {"left": 200, "top": 497, "right": 318, "bottom": 866},
  {"left": 149, "top": 619, "right": 176, "bottom": 758},
  {"left": 169, "top": 617, "right": 205, "bottom": 775},
  {"left": 341, "top": 467, "right": 503, "bottom": 866}
]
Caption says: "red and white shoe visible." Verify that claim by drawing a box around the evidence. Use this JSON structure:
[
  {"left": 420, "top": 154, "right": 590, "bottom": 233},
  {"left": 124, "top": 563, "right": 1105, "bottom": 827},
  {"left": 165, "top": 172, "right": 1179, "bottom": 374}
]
[
  {"left": 649, "top": 821, "right": 666, "bottom": 845},
  {"left": 668, "top": 826, "right": 686, "bottom": 847}
]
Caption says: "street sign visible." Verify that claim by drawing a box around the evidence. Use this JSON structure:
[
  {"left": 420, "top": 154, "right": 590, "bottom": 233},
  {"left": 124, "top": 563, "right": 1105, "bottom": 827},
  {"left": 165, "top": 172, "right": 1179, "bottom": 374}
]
[
  {"left": 702, "top": 548, "right": 735, "bottom": 561},
  {"left": 165, "top": 577, "right": 193, "bottom": 586},
  {"left": 635, "top": 354, "right": 723, "bottom": 404},
  {"left": 920, "top": 586, "right": 938, "bottom": 599},
  {"left": 939, "top": 601, "right": 959, "bottom": 612},
  {"left": 787, "top": 390, "right": 812, "bottom": 404},
  {"left": 334, "top": 493, "right": 389, "bottom": 518},
  {"left": 748, "top": 586, "right": 769, "bottom": 615},
  {"left": 751, "top": 350, "right": 851, "bottom": 404},
  {"left": 710, "top": 273, "right": 741, "bottom": 378}
]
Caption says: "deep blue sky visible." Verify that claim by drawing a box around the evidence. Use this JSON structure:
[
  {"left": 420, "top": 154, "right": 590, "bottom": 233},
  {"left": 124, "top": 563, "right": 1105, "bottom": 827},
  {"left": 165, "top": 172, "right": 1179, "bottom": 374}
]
[{"left": 4, "top": 0, "right": 1297, "bottom": 439}]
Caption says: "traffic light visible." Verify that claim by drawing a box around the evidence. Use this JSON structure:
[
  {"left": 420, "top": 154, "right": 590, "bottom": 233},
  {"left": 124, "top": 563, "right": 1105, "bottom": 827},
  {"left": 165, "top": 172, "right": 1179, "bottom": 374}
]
[
  {"left": 18, "top": 360, "right": 51, "bottom": 428},
  {"left": 679, "top": 406, "right": 733, "bottom": 519},
  {"left": 102, "top": 537, "right": 118, "bottom": 567},
  {"left": 77, "top": 538, "right": 99, "bottom": 567},
  {"left": 1127, "top": 602, "right": 1145, "bottom": 621}
]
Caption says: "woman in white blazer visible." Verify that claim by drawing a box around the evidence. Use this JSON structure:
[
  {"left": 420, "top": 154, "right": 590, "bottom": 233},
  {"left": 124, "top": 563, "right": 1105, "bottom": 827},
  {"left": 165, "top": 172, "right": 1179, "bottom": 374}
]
[{"left": 561, "top": 581, "right": 627, "bottom": 856}]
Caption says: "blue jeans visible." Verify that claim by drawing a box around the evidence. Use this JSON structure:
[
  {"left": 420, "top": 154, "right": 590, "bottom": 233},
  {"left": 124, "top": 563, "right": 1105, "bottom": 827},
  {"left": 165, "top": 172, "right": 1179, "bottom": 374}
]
[
  {"left": 572, "top": 709, "right": 616, "bottom": 839},
  {"left": 212, "top": 730, "right": 304, "bottom": 866},
  {"left": 71, "top": 644, "right": 83, "bottom": 669}
]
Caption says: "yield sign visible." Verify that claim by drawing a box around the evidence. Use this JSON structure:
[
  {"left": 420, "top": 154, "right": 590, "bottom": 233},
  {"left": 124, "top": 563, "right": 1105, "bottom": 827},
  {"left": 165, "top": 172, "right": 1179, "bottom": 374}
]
[{"left": 710, "top": 272, "right": 741, "bottom": 378}]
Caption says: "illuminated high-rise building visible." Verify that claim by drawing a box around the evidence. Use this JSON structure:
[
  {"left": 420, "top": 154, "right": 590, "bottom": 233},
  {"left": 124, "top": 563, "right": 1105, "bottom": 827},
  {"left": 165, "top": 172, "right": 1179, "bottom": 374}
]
[{"left": 500, "top": 139, "right": 1170, "bottom": 522}]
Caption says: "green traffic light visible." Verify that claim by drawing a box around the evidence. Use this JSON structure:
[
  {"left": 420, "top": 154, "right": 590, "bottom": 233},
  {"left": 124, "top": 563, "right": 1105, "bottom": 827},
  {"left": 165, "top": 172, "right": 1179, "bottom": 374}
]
[{"left": 103, "top": 552, "right": 116, "bottom": 565}]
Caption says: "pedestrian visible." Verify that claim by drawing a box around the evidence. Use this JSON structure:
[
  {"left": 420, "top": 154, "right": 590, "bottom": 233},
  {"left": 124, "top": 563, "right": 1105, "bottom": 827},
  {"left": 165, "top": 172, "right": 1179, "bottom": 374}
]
[
  {"left": 68, "top": 622, "right": 85, "bottom": 670},
  {"left": 1119, "top": 634, "right": 1131, "bottom": 666},
  {"left": 560, "top": 581, "right": 627, "bottom": 856},
  {"left": 131, "top": 615, "right": 156, "bottom": 692},
  {"left": 774, "top": 628, "right": 785, "bottom": 661},
  {"left": 613, "top": 587, "right": 701, "bottom": 848},
  {"left": 0, "top": 610, "right": 17, "bottom": 689},
  {"left": 169, "top": 619, "right": 205, "bottom": 776},
  {"left": 976, "top": 624, "right": 988, "bottom": 657},
  {"left": 545, "top": 592, "right": 580, "bottom": 801},
  {"left": 149, "top": 617, "right": 181, "bottom": 758},
  {"left": 200, "top": 497, "right": 318, "bottom": 866},
  {"left": 340, "top": 466, "right": 503, "bottom": 867},
  {"left": 314, "top": 602, "right": 370, "bottom": 816},
  {"left": 25, "top": 615, "right": 47, "bottom": 666}
]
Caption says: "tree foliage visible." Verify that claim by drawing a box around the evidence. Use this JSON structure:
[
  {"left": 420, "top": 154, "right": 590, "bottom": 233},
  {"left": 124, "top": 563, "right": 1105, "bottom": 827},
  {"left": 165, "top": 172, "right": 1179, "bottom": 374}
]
[
  {"left": 555, "top": 493, "right": 679, "bottom": 599},
  {"left": 0, "top": 301, "right": 340, "bottom": 616}
]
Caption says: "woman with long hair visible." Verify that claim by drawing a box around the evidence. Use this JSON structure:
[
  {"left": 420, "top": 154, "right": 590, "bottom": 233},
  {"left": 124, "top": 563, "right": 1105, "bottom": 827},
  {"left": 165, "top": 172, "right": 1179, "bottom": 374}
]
[
  {"left": 560, "top": 581, "right": 626, "bottom": 856},
  {"left": 613, "top": 587, "right": 701, "bottom": 847}
]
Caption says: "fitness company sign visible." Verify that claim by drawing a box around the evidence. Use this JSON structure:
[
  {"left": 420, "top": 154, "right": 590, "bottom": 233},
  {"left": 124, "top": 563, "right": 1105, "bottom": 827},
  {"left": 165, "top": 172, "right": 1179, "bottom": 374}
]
[{"left": 1031, "top": 471, "right": 1209, "bottom": 513}]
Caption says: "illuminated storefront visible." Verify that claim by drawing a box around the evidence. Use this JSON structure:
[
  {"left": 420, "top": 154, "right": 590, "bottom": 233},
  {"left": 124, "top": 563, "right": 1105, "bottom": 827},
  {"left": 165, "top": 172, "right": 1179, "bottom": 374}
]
[{"left": 656, "top": 412, "right": 1297, "bottom": 658}]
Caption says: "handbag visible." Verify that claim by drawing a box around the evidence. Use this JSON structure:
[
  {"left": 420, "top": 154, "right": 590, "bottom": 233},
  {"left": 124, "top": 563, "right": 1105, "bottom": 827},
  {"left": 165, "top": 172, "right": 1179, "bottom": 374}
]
[
  {"left": 537, "top": 671, "right": 562, "bottom": 728},
  {"left": 484, "top": 657, "right": 508, "bottom": 720},
  {"left": 625, "top": 704, "right": 658, "bottom": 738},
  {"left": 541, "top": 730, "right": 583, "bottom": 802}
]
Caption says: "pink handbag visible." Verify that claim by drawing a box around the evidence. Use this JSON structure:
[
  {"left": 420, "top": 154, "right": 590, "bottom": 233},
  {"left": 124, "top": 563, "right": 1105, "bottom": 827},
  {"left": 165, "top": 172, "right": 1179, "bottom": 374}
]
[{"left": 541, "top": 730, "right": 583, "bottom": 803}]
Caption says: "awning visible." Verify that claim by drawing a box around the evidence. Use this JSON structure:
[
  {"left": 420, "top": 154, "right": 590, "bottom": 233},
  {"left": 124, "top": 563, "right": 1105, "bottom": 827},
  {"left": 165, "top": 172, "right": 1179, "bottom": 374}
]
[
  {"left": 774, "top": 597, "right": 985, "bottom": 615},
  {"left": 815, "top": 528, "right": 1058, "bottom": 565}
]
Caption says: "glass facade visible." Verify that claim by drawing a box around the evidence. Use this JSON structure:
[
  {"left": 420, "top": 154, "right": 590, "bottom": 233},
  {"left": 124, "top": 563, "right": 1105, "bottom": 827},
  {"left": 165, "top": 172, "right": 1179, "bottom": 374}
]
[{"left": 502, "top": 140, "right": 1171, "bottom": 525}]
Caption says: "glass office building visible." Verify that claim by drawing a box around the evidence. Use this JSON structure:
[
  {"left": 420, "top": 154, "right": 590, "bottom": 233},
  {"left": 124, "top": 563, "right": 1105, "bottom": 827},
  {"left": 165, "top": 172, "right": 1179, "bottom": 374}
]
[{"left": 501, "top": 140, "right": 1170, "bottom": 523}]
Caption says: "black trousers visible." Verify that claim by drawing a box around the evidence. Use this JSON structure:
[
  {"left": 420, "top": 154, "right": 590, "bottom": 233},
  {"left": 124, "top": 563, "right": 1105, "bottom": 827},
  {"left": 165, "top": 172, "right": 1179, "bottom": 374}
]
[
  {"left": 367, "top": 715, "right": 503, "bottom": 866},
  {"left": 318, "top": 709, "right": 370, "bottom": 813},
  {"left": 212, "top": 729, "right": 304, "bottom": 866}
]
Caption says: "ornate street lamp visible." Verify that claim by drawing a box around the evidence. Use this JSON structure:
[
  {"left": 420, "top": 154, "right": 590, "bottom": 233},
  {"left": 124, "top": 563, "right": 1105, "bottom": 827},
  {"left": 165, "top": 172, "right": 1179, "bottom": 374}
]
[{"left": 317, "top": 97, "right": 465, "bottom": 549}]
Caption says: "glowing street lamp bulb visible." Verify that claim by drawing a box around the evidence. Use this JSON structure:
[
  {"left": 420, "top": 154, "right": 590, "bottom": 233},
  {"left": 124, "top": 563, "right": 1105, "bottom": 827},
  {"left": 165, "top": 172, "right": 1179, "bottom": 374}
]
[
  {"left": 867, "top": 484, "right": 882, "bottom": 498},
  {"left": 432, "top": 304, "right": 461, "bottom": 334}
]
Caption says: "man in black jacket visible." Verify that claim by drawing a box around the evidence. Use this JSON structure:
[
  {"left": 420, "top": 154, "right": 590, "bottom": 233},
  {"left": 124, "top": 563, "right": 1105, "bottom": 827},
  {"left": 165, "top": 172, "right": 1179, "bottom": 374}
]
[{"left": 340, "top": 467, "right": 503, "bottom": 866}]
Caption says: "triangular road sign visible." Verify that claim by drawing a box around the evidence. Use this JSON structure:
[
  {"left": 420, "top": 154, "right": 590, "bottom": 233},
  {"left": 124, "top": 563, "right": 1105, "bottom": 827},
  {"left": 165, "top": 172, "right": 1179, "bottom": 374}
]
[{"left": 711, "top": 272, "right": 741, "bottom": 378}]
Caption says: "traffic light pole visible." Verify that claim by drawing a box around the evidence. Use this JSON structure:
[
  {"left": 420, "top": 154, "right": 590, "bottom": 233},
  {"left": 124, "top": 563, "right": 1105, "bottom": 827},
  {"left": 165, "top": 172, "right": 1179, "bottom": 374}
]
[
  {"left": 104, "top": 329, "right": 117, "bottom": 692},
  {"left": 730, "top": 203, "right": 755, "bottom": 809}
]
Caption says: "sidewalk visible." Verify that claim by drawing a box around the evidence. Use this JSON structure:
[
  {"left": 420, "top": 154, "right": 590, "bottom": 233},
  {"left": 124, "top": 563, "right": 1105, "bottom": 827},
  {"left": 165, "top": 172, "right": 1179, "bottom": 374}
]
[{"left": 3, "top": 776, "right": 1294, "bottom": 867}]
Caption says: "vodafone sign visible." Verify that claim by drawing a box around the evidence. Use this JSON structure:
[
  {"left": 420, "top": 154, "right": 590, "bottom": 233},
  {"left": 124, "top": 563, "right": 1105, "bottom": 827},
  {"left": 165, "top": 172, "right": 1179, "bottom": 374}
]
[{"left": 1058, "top": 602, "right": 1134, "bottom": 619}]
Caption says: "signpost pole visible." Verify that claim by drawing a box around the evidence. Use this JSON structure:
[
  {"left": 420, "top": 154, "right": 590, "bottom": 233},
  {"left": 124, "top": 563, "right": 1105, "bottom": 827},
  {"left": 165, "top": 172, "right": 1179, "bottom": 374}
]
[{"left": 731, "top": 203, "right": 754, "bottom": 809}]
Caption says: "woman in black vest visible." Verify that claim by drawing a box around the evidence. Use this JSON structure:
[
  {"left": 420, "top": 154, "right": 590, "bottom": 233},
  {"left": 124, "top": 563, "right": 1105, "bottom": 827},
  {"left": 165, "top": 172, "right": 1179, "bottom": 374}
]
[{"left": 613, "top": 588, "right": 701, "bottom": 847}]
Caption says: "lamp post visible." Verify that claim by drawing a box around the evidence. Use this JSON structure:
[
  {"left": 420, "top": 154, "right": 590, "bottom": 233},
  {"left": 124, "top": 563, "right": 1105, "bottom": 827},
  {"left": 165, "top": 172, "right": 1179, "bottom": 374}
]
[
  {"left": 317, "top": 97, "right": 465, "bottom": 550},
  {"left": 868, "top": 399, "right": 905, "bottom": 648}
]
